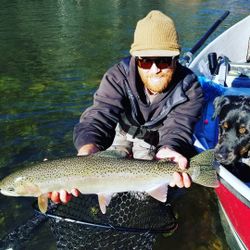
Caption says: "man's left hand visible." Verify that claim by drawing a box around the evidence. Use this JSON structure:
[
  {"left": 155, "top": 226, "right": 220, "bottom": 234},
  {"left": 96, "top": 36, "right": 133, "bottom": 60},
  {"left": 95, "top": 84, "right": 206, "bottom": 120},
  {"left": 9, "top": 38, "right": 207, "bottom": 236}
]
[{"left": 156, "top": 146, "right": 191, "bottom": 188}]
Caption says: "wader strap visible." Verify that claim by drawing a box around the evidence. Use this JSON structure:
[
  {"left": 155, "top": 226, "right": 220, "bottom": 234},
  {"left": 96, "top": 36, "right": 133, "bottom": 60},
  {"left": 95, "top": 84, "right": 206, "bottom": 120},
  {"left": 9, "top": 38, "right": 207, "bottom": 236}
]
[
  {"left": 119, "top": 113, "right": 146, "bottom": 138},
  {"left": 144, "top": 86, "right": 188, "bottom": 128},
  {"left": 119, "top": 114, "right": 159, "bottom": 145}
]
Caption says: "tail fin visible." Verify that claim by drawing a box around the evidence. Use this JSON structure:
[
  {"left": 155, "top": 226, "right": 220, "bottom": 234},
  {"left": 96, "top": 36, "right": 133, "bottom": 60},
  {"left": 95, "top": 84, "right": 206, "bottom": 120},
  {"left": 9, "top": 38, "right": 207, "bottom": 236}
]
[{"left": 189, "top": 150, "right": 219, "bottom": 188}]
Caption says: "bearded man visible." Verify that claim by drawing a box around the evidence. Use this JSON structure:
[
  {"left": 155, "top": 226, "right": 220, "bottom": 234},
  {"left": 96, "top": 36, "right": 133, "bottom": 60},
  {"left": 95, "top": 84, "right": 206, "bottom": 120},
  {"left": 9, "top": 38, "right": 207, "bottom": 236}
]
[{"left": 49, "top": 10, "right": 204, "bottom": 203}]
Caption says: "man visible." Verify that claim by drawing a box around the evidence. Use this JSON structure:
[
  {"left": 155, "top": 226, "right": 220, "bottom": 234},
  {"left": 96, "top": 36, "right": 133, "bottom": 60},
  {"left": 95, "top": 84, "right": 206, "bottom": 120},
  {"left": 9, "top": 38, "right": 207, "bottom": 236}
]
[{"left": 49, "top": 10, "right": 204, "bottom": 203}]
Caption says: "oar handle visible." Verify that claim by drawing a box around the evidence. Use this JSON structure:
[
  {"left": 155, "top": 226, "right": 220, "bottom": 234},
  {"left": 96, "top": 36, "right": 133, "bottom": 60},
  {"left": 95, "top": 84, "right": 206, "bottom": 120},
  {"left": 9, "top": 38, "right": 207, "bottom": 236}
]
[
  {"left": 180, "top": 11, "right": 230, "bottom": 66},
  {"left": 190, "top": 11, "right": 230, "bottom": 55}
]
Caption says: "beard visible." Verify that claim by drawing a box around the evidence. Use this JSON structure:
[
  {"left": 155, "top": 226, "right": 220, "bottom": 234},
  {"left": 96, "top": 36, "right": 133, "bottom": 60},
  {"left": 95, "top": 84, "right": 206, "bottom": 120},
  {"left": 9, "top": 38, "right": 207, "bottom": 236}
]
[{"left": 139, "top": 68, "right": 175, "bottom": 94}]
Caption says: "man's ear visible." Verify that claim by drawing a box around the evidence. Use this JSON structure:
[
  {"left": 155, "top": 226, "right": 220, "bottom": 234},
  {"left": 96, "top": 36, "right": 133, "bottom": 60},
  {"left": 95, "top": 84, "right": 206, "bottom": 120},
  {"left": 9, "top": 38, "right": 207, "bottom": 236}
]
[{"left": 212, "top": 96, "right": 230, "bottom": 119}]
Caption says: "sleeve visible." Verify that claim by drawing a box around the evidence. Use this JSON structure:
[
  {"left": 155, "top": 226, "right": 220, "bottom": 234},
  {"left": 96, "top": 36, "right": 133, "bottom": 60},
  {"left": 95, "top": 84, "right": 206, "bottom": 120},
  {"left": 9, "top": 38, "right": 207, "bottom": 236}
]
[
  {"left": 73, "top": 65, "right": 126, "bottom": 151},
  {"left": 158, "top": 76, "right": 204, "bottom": 156}
]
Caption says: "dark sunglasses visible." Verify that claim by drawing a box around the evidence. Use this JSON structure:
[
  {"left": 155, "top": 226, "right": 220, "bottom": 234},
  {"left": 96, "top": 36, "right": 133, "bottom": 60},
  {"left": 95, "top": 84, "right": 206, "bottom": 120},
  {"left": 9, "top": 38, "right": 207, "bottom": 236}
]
[{"left": 136, "top": 57, "right": 176, "bottom": 69}]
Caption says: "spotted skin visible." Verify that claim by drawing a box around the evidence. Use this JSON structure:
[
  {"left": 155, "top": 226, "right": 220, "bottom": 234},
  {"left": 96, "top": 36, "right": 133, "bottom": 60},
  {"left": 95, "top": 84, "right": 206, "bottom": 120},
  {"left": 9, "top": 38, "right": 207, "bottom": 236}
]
[{"left": 0, "top": 150, "right": 218, "bottom": 213}]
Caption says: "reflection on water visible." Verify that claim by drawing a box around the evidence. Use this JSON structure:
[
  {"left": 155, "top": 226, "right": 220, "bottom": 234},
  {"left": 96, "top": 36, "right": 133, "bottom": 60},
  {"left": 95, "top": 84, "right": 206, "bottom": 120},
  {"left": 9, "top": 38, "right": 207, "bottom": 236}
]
[{"left": 0, "top": 0, "right": 249, "bottom": 249}]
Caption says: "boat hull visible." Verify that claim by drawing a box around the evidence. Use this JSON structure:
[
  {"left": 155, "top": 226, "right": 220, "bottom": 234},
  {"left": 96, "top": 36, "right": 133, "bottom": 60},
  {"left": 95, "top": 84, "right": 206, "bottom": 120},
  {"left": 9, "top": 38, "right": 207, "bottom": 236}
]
[{"left": 216, "top": 179, "right": 250, "bottom": 250}]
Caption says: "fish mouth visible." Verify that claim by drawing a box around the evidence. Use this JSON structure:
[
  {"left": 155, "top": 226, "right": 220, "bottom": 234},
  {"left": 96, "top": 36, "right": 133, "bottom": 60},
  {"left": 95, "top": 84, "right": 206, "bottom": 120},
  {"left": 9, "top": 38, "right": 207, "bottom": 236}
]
[{"left": 0, "top": 189, "right": 18, "bottom": 196}]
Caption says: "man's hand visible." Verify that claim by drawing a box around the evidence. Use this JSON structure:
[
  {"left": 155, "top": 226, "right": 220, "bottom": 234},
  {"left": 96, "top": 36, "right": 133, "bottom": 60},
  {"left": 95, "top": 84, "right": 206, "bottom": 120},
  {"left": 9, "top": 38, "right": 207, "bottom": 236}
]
[
  {"left": 156, "top": 146, "right": 191, "bottom": 188},
  {"left": 77, "top": 143, "right": 100, "bottom": 156},
  {"left": 48, "top": 188, "right": 80, "bottom": 204},
  {"left": 48, "top": 144, "right": 99, "bottom": 204}
]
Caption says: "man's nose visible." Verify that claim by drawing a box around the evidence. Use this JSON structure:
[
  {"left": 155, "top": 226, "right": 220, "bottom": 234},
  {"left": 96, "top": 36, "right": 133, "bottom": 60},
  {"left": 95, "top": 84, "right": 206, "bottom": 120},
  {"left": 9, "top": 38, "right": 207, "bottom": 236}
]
[{"left": 149, "top": 62, "right": 161, "bottom": 73}]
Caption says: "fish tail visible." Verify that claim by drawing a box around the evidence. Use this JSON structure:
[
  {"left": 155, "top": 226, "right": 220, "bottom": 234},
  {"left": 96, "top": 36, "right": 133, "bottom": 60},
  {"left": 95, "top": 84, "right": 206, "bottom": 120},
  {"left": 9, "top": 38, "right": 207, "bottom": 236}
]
[{"left": 189, "top": 150, "right": 219, "bottom": 188}]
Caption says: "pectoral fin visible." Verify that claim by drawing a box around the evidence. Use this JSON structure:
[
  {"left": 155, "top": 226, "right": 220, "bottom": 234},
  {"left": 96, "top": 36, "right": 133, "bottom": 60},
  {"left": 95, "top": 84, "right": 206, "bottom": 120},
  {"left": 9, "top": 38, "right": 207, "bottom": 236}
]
[
  {"left": 147, "top": 184, "right": 168, "bottom": 202},
  {"left": 97, "top": 193, "right": 113, "bottom": 214},
  {"left": 38, "top": 193, "right": 48, "bottom": 213}
]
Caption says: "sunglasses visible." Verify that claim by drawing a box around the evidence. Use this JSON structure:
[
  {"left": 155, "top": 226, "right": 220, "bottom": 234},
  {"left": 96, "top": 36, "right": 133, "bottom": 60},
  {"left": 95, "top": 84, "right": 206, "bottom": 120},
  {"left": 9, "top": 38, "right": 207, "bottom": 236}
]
[{"left": 136, "top": 57, "right": 175, "bottom": 70}]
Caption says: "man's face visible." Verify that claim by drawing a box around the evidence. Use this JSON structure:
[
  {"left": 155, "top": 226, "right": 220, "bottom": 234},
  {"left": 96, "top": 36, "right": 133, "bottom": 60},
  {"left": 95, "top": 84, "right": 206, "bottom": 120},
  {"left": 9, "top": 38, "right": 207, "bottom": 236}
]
[{"left": 137, "top": 57, "right": 176, "bottom": 93}]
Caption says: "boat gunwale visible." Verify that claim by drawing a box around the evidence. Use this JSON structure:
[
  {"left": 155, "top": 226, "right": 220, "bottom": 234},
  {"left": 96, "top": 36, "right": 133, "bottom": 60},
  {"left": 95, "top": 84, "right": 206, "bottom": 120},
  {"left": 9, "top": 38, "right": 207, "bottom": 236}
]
[{"left": 216, "top": 164, "right": 250, "bottom": 206}]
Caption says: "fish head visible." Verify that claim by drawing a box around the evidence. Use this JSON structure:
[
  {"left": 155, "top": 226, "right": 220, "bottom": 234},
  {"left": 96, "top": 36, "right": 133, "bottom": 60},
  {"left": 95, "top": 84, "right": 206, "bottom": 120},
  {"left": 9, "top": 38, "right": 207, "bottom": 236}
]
[{"left": 0, "top": 174, "right": 41, "bottom": 197}]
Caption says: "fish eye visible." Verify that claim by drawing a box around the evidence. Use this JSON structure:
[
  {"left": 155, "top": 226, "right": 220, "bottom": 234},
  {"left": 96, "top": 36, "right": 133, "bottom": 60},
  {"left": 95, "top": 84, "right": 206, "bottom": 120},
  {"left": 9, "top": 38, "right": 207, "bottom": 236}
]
[{"left": 7, "top": 187, "right": 15, "bottom": 192}]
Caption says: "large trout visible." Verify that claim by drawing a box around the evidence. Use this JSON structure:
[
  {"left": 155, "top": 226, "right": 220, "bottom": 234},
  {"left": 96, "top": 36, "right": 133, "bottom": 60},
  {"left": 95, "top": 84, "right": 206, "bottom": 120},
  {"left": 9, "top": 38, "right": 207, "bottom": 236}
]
[{"left": 0, "top": 150, "right": 218, "bottom": 214}]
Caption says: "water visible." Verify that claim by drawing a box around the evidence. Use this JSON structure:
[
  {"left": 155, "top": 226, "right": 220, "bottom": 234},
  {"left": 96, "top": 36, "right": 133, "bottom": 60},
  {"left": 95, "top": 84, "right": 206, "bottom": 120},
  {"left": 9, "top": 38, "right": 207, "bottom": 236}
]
[{"left": 0, "top": 0, "right": 249, "bottom": 249}]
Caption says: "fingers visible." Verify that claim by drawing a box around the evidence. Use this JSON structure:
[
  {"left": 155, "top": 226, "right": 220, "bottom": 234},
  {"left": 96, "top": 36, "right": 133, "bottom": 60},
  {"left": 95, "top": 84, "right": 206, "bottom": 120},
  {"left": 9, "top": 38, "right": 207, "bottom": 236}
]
[
  {"left": 170, "top": 172, "right": 191, "bottom": 188},
  {"left": 156, "top": 146, "right": 191, "bottom": 188},
  {"left": 71, "top": 188, "right": 80, "bottom": 197},
  {"left": 176, "top": 156, "right": 188, "bottom": 170},
  {"left": 59, "top": 190, "right": 72, "bottom": 203},
  {"left": 77, "top": 151, "right": 89, "bottom": 156},
  {"left": 77, "top": 144, "right": 100, "bottom": 156},
  {"left": 49, "top": 191, "right": 61, "bottom": 203},
  {"left": 170, "top": 172, "right": 182, "bottom": 187},
  {"left": 48, "top": 189, "right": 80, "bottom": 204},
  {"left": 183, "top": 172, "right": 191, "bottom": 188},
  {"left": 156, "top": 146, "right": 188, "bottom": 169}
]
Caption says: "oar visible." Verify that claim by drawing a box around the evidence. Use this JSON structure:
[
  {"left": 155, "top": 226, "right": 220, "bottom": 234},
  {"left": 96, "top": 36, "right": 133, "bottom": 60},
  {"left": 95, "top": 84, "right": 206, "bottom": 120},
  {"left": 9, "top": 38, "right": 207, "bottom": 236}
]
[{"left": 180, "top": 10, "right": 230, "bottom": 66}]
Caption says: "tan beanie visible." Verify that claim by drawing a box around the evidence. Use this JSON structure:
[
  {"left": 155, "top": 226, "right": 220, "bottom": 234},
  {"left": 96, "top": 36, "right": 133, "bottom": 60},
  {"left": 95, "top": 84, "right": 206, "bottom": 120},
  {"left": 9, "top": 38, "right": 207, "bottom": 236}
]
[{"left": 130, "top": 10, "right": 181, "bottom": 57}]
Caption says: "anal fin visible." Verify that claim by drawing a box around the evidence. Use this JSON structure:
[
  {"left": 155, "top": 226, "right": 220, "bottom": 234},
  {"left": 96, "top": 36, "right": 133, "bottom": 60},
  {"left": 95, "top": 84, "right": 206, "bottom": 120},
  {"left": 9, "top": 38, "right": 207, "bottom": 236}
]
[
  {"left": 97, "top": 193, "right": 113, "bottom": 214},
  {"left": 147, "top": 184, "right": 168, "bottom": 202}
]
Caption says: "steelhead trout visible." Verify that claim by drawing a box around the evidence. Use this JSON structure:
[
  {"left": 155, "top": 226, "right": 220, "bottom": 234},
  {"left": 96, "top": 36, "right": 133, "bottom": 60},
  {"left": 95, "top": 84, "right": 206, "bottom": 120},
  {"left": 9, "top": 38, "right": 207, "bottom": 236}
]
[{"left": 0, "top": 150, "right": 218, "bottom": 214}]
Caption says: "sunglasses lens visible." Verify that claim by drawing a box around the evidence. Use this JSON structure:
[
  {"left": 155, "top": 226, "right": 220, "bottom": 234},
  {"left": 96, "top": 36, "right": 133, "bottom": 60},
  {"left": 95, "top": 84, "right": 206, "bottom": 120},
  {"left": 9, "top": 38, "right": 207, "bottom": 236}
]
[
  {"left": 157, "top": 58, "right": 172, "bottom": 69},
  {"left": 137, "top": 57, "right": 173, "bottom": 69},
  {"left": 137, "top": 60, "right": 153, "bottom": 69}
]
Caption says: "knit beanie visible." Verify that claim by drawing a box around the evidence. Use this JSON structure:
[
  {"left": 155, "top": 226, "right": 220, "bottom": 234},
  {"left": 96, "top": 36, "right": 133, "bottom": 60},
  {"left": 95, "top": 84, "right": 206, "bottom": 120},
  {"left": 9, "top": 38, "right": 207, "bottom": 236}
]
[{"left": 130, "top": 10, "right": 181, "bottom": 57}]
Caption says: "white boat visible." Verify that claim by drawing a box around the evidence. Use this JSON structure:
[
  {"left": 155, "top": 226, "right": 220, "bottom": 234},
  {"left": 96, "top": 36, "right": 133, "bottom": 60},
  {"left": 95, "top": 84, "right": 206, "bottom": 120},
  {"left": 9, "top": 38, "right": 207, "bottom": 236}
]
[
  {"left": 189, "top": 14, "right": 250, "bottom": 250},
  {"left": 191, "top": 15, "right": 250, "bottom": 80}
]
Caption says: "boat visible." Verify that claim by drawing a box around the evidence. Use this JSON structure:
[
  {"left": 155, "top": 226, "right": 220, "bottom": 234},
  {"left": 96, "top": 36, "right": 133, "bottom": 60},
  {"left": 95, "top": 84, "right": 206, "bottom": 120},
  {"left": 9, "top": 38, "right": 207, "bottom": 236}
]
[{"left": 189, "top": 14, "right": 250, "bottom": 250}]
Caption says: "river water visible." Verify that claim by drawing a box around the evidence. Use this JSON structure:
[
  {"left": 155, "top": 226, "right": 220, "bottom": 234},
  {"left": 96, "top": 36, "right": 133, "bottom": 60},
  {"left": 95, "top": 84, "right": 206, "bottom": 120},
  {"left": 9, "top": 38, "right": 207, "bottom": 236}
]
[{"left": 0, "top": 0, "right": 249, "bottom": 249}]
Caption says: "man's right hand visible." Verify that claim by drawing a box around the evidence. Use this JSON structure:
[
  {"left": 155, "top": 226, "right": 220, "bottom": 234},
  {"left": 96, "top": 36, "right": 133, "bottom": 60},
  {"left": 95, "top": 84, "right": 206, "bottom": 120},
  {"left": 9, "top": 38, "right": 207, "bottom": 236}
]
[
  {"left": 48, "top": 144, "right": 100, "bottom": 204},
  {"left": 48, "top": 188, "right": 80, "bottom": 203},
  {"left": 156, "top": 146, "right": 191, "bottom": 188}
]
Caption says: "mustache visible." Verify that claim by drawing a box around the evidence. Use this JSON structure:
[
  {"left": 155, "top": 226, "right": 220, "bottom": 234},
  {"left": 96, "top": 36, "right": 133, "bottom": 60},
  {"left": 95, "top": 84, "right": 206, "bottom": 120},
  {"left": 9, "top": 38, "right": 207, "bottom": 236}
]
[{"left": 148, "top": 69, "right": 174, "bottom": 78}]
